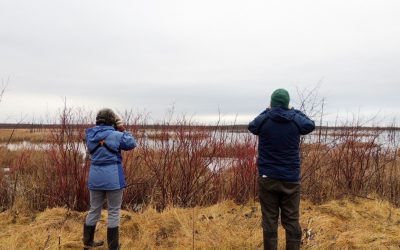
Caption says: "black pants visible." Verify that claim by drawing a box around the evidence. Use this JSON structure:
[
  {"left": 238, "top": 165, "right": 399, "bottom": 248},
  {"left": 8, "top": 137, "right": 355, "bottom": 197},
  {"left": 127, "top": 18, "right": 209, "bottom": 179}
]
[{"left": 259, "top": 176, "right": 302, "bottom": 250}]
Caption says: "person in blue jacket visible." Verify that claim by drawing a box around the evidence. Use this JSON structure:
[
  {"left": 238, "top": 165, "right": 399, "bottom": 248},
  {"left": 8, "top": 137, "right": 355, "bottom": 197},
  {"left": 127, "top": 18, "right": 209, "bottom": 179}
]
[
  {"left": 83, "top": 108, "right": 137, "bottom": 250},
  {"left": 248, "top": 89, "right": 315, "bottom": 250}
]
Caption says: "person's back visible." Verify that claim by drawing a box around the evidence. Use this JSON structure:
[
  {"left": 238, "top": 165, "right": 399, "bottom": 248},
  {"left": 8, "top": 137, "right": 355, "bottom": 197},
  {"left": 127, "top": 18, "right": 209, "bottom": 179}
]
[
  {"left": 248, "top": 89, "right": 315, "bottom": 250},
  {"left": 86, "top": 124, "right": 135, "bottom": 190},
  {"left": 249, "top": 106, "right": 315, "bottom": 182}
]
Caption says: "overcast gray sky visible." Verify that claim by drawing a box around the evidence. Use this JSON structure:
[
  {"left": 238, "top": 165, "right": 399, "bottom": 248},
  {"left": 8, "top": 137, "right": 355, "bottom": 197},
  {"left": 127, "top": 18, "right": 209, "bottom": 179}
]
[{"left": 1, "top": 0, "right": 399, "bottom": 124}]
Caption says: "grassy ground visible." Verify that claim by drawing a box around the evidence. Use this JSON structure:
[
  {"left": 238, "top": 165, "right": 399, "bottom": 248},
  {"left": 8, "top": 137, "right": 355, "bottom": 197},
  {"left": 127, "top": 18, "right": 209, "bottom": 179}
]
[{"left": 0, "top": 198, "right": 399, "bottom": 249}]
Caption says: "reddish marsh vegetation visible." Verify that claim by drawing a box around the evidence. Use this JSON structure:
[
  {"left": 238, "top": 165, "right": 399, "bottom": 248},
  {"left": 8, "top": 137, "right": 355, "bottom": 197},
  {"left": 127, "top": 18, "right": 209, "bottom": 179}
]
[
  {"left": 302, "top": 124, "right": 400, "bottom": 206},
  {"left": 0, "top": 108, "right": 399, "bottom": 212},
  {"left": 123, "top": 115, "right": 258, "bottom": 210}
]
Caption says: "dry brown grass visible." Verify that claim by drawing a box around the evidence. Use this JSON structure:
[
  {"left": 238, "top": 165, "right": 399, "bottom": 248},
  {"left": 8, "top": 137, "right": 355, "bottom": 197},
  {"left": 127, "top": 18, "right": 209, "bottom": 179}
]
[
  {"left": 0, "top": 198, "right": 399, "bottom": 250},
  {"left": 0, "top": 129, "right": 51, "bottom": 143}
]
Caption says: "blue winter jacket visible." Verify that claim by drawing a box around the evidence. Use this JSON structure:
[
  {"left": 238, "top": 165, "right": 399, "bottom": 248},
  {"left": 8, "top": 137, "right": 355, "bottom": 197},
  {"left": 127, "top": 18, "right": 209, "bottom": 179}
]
[
  {"left": 248, "top": 107, "right": 315, "bottom": 182},
  {"left": 86, "top": 125, "right": 137, "bottom": 190}
]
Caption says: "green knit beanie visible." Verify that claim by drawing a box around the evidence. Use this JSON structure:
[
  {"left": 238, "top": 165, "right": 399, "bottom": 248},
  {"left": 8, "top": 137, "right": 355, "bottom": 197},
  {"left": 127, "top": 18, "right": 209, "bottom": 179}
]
[{"left": 270, "top": 88, "right": 290, "bottom": 108}]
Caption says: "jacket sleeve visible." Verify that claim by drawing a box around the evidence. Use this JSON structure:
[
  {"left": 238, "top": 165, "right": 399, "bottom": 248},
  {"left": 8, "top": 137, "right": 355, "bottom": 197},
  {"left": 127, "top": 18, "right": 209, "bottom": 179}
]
[
  {"left": 119, "top": 131, "right": 137, "bottom": 150},
  {"left": 248, "top": 110, "right": 269, "bottom": 135},
  {"left": 293, "top": 110, "right": 315, "bottom": 135}
]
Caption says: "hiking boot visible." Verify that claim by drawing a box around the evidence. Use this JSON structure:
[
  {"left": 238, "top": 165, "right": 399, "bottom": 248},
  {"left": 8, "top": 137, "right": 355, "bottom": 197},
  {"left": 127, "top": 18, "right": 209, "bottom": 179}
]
[
  {"left": 83, "top": 224, "right": 104, "bottom": 249},
  {"left": 107, "top": 226, "right": 120, "bottom": 250}
]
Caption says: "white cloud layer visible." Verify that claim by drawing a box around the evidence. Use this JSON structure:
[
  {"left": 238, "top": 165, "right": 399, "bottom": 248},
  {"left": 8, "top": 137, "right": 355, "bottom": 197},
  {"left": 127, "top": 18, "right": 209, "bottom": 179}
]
[{"left": 1, "top": 0, "right": 399, "bottom": 124}]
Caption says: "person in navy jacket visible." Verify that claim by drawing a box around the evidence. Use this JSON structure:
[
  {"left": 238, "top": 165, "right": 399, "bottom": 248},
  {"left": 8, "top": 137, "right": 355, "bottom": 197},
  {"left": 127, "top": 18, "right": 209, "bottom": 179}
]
[
  {"left": 83, "top": 108, "right": 136, "bottom": 250},
  {"left": 248, "top": 89, "right": 315, "bottom": 250}
]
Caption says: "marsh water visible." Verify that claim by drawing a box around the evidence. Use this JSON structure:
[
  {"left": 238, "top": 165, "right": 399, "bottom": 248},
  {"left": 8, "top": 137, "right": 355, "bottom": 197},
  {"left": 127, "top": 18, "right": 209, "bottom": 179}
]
[
  {"left": 3, "top": 128, "right": 400, "bottom": 150},
  {"left": 1, "top": 128, "right": 399, "bottom": 173}
]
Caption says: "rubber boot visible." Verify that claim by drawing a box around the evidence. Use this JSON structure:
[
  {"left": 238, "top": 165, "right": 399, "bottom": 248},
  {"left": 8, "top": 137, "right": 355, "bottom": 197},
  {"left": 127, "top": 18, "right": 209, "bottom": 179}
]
[
  {"left": 83, "top": 224, "right": 104, "bottom": 249},
  {"left": 285, "top": 231, "right": 301, "bottom": 250},
  {"left": 263, "top": 231, "right": 278, "bottom": 250},
  {"left": 107, "top": 227, "right": 120, "bottom": 250}
]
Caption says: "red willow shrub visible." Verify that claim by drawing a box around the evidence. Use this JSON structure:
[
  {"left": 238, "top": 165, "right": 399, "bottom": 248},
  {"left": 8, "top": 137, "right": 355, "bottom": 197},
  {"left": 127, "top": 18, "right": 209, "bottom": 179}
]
[
  {"left": 0, "top": 159, "right": 13, "bottom": 210},
  {"left": 115, "top": 112, "right": 259, "bottom": 210},
  {"left": 220, "top": 133, "right": 258, "bottom": 204},
  {"left": 300, "top": 122, "right": 400, "bottom": 206},
  {"left": 43, "top": 107, "right": 92, "bottom": 211},
  {"left": 118, "top": 111, "right": 150, "bottom": 209},
  {"left": 139, "top": 116, "right": 232, "bottom": 210},
  {"left": 1, "top": 105, "right": 400, "bottom": 211},
  {"left": 0, "top": 170, "right": 8, "bottom": 211}
]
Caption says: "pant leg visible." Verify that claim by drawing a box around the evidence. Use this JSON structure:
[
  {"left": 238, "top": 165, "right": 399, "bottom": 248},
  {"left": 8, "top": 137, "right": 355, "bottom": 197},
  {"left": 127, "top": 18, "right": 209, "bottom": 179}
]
[
  {"left": 86, "top": 190, "right": 106, "bottom": 226},
  {"left": 259, "top": 177, "right": 280, "bottom": 250},
  {"left": 279, "top": 182, "right": 301, "bottom": 250},
  {"left": 106, "top": 189, "right": 124, "bottom": 228}
]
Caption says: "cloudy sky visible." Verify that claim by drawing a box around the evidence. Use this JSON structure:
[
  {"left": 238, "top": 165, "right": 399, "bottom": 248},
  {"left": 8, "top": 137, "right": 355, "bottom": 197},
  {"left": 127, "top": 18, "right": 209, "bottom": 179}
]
[{"left": 1, "top": 0, "right": 399, "bottom": 125}]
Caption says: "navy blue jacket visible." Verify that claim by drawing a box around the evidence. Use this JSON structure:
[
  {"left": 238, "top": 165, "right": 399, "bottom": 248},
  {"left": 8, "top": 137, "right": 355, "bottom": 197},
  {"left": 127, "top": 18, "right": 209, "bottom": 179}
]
[{"left": 248, "top": 107, "right": 315, "bottom": 182}]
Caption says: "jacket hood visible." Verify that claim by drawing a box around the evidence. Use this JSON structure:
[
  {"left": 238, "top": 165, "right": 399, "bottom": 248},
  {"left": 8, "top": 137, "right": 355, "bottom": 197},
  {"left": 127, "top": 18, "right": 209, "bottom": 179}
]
[
  {"left": 86, "top": 125, "right": 115, "bottom": 143},
  {"left": 268, "top": 107, "right": 296, "bottom": 122}
]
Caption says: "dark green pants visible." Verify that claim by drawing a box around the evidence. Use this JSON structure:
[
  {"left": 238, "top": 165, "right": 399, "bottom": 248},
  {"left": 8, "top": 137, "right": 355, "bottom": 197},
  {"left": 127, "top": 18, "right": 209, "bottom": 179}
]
[{"left": 258, "top": 176, "right": 302, "bottom": 250}]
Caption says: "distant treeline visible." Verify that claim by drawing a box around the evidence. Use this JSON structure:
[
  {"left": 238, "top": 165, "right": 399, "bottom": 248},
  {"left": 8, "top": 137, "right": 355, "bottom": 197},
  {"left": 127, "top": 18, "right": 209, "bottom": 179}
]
[
  {"left": 0, "top": 123, "right": 399, "bottom": 131},
  {"left": 0, "top": 123, "right": 247, "bottom": 131}
]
